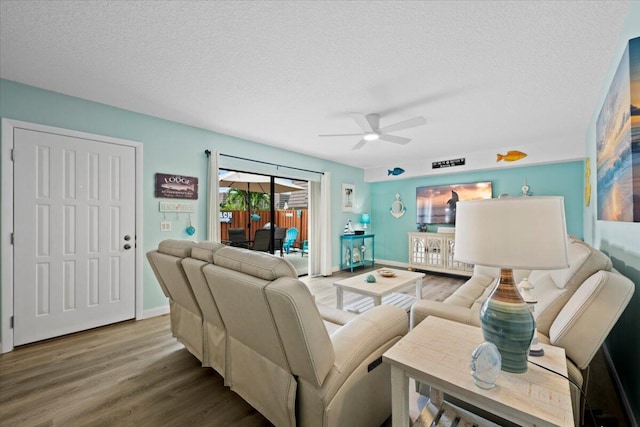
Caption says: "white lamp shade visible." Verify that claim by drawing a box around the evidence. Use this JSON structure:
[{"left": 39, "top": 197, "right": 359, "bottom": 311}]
[{"left": 454, "top": 197, "right": 569, "bottom": 270}]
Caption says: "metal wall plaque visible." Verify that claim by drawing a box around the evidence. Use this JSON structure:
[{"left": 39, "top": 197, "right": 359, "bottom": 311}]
[
  {"left": 155, "top": 173, "right": 198, "bottom": 199},
  {"left": 432, "top": 158, "right": 465, "bottom": 169}
]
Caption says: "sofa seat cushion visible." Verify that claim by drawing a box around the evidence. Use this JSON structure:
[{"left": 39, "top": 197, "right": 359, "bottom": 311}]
[
  {"left": 213, "top": 246, "right": 297, "bottom": 280},
  {"left": 444, "top": 274, "right": 496, "bottom": 309}
]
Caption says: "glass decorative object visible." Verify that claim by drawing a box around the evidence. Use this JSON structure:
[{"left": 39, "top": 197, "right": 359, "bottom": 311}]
[{"left": 471, "top": 341, "right": 501, "bottom": 389}]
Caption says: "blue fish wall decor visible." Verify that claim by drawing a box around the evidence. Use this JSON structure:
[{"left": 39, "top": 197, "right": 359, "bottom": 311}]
[{"left": 388, "top": 167, "right": 405, "bottom": 176}]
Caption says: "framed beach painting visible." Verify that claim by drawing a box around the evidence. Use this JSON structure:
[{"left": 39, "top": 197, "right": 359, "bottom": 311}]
[
  {"left": 342, "top": 183, "right": 355, "bottom": 212},
  {"left": 596, "top": 36, "right": 640, "bottom": 222}
]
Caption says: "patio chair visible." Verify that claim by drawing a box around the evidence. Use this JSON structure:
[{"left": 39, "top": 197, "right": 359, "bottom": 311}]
[
  {"left": 283, "top": 227, "right": 298, "bottom": 254},
  {"left": 273, "top": 227, "right": 287, "bottom": 256},
  {"left": 227, "top": 228, "right": 249, "bottom": 248},
  {"left": 301, "top": 240, "right": 308, "bottom": 257},
  {"left": 251, "top": 229, "right": 271, "bottom": 252}
]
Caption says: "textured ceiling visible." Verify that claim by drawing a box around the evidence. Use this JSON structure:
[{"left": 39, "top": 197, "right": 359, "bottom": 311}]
[{"left": 0, "top": 1, "right": 630, "bottom": 170}]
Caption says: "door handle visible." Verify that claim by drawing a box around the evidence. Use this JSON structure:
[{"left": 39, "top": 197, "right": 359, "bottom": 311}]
[
  {"left": 124, "top": 235, "right": 131, "bottom": 241},
  {"left": 124, "top": 244, "right": 131, "bottom": 250}
]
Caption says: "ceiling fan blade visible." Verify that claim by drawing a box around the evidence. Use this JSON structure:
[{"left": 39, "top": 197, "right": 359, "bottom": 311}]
[
  {"left": 379, "top": 134, "right": 411, "bottom": 145},
  {"left": 352, "top": 139, "right": 367, "bottom": 150},
  {"left": 350, "top": 113, "right": 376, "bottom": 133},
  {"left": 379, "top": 116, "right": 426, "bottom": 133},
  {"left": 318, "top": 133, "right": 364, "bottom": 137}
]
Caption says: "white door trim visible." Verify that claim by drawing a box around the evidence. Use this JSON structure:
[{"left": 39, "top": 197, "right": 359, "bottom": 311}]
[{"left": 1, "top": 118, "right": 143, "bottom": 353}]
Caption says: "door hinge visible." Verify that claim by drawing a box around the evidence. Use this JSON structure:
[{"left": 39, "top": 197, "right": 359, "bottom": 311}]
[
  {"left": 10, "top": 316, "right": 14, "bottom": 328},
  {"left": 10, "top": 232, "right": 14, "bottom": 245},
  {"left": 10, "top": 148, "right": 14, "bottom": 161}
]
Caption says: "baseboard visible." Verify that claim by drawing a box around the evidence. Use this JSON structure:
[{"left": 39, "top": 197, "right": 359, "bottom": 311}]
[
  {"left": 602, "top": 344, "right": 639, "bottom": 427},
  {"left": 327, "top": 260, "right": 409, "bottom": 273},
  {"left": 376, "top": 259, "right": 409, "bottom": 269},
  {"left": 143, "top": 304, "right": 170, "bottom": 319}
]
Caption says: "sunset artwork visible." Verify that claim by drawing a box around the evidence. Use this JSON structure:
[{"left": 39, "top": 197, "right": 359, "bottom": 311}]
[
  {"left": 416, "top": 181, "right": 492, "bottom": 224},
  {"left": 596, "top": 37, "right": 640, "bottom": 222}
]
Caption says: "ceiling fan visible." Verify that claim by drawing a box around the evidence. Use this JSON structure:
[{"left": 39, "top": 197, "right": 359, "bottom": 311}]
[{"left": 319, "top": 113, "right": 427, "bottom": 150}]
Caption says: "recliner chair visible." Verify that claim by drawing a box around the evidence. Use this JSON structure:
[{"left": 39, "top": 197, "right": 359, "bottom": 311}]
[
  {"left": 181, "top": 241, "right": 227, "bottom": 373},
  {"left": 146, "top": 240, "right": 204, "bottom": 362},
  {"left": 202, "top": 246, "right": 408, "bottom": 427}
]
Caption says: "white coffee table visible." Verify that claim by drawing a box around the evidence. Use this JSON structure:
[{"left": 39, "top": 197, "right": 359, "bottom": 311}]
[{"left": 333, "top": 268, "right": 425, "bottom": 313}]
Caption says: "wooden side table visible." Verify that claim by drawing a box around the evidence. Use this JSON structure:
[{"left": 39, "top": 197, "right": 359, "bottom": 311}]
[{"left": 383, "top": 316, "right": 574, "bottom": 427}]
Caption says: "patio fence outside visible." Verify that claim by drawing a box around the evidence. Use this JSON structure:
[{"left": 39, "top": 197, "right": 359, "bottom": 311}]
[{"left": 220, "top": 209, "right": 308, "bottom": 246}]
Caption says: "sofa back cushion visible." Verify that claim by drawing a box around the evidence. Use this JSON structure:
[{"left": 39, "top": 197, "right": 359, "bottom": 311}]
[
  {"left": 213, "top": 246, "right": 297, "bottom": 280},
  {"left": 203, "top": 263, "right": 290, "bottom": 370},
  {"left": 265, "top": 277, "right": 335, "bottom": 387},
  {"left": 529, "top": 237, "right": 612, "bottom": 335},
  {"left": 549, "top": 237, "right": 611, "bottom": 289},
  {"left": 147, "top": 240, "right": 200, "bottom": 315},
  {"left": 158, "top": 239, "right": 194, "bottom": 258},
  {"left": 191, "top": 241, "right": 225, "bottom": 262}
]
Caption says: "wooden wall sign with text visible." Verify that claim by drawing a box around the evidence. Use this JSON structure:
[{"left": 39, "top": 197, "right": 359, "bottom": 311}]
[
  {"left": 432, "top": 158, "right": 466, "bottom": 169},
  {"left": 155, "top": 173, "right": 198, "bottom": 199}
]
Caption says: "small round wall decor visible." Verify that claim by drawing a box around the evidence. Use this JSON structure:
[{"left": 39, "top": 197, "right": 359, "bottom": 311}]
[{"left": 390, "top": 193, "right": 406, "bottom": 218}]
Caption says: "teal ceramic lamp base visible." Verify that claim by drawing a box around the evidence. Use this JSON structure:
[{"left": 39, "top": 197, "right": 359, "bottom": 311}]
[{"left": 480, "top": 268, "right": 535, "bottom": 373}]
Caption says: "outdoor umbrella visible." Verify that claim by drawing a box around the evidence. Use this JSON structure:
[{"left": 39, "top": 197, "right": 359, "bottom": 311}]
[{"left": 219, "top": 171, "right": 304, "bottom": 241}]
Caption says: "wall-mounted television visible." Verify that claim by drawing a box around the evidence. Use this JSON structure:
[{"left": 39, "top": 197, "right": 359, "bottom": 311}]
[{"left": 417, "top": 181, "right": 492, "bottom": 224}]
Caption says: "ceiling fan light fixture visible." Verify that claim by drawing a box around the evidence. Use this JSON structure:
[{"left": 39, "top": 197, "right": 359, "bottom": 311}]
[{"left": 364, "top": 132, "right": 379, "bottom": 141}]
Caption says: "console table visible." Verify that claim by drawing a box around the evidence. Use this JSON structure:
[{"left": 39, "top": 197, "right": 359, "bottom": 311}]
[
  {"left": 408, "top": 232, "right": 473, "bottom": 277},
  {"left": 340, "top": 233, "right": 375, "bottom": 272},
  {"left": 383, "top": 316, "right": 574, "bottom": 427}
]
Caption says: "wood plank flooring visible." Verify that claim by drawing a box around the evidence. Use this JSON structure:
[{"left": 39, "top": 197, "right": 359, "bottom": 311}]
[
  {"left": 0, "top": 314, "right": 270, "bottom": 427},
  {"left": 1, "top": 267, "right": 622, "bottom": 426},
  {"left": 0, "top": 266, "right": 463, "bottom": 427}
]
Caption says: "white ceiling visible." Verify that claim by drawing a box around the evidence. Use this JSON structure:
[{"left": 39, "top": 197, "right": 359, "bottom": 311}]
[{"left": 0, "top": 1, "right": 630, "bottom": 171}]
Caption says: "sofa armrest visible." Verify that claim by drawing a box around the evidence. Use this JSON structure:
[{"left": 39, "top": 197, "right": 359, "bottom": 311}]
[
  {"left": 316, "top": 302, "right": 358, "bottom": 326},
  {"left": 309, "top": 305, "right": 406, "bottom": 402},
  {"left": 410, "top": 300, "right": 481, "bottom": 329},
  {"left": 330, "top": 305, "right": 407, "bottom": 371}
]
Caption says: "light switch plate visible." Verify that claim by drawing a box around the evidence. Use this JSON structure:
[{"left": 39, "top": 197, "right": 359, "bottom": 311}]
[{"left": 160, "top": 221, "right": 172, "bottom": 232}]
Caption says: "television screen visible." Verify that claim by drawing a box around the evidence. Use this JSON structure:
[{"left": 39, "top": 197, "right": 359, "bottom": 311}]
[{"left": 416, "top": 181, "right": 492, "bottom": 224}]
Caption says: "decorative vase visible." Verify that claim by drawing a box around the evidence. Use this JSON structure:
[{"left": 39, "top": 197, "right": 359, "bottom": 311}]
[{"left": 479, "top": 268, "right": 534, "bottom": 373}]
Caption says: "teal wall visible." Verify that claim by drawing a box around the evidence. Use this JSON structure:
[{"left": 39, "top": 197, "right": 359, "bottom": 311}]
[
  {"left": 370, "top": 162, "right": 583, "bottom": 263},
  {"left": 0, "top": 79, "right": 369, "bottom": 332},
  {"left": 584, "top": 3, "right": 640, "bottom": 423}
]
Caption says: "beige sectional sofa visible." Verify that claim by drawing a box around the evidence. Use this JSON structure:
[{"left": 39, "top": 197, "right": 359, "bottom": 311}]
[
  {"left": 147, "top": 240, "right": 408, "bottom": 427},
  {"left": 410, "top": 236, "right": 635, "bottom": 423}
]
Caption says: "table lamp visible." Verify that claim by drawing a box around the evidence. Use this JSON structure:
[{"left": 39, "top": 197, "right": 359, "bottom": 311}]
[
  {"left": 454, "top": 197, "right": 569, "bottom": 373},
  {"left": 361, "top": 213, "right": 370, "bottom": 231}
]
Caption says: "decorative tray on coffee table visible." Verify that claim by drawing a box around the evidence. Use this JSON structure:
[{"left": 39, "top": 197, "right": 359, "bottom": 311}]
[{"left": 377, "top": 269, "right": 396, "bottom": 278}]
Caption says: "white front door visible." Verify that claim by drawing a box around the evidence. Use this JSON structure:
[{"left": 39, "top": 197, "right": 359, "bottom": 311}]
[{"left": 13, "top": 128, "right": 136, "bottom": 346}]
